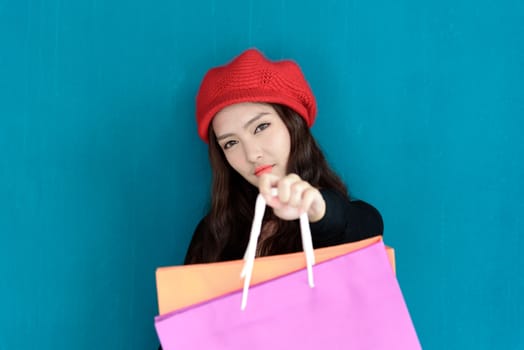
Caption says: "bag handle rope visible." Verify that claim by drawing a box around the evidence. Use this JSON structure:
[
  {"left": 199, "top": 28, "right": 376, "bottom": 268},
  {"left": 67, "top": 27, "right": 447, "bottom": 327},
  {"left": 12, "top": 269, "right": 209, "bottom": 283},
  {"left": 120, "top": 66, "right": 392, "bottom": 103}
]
[{"left": 240, "top": 189, "right": 315, "bottom": 310}]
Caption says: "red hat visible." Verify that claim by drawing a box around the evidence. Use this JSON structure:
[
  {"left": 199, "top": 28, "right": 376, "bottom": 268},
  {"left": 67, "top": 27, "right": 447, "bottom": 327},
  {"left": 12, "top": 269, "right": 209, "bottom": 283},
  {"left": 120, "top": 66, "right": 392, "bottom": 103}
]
[{"left": 195, "top": 48, "right": 317, "bottom": 142}]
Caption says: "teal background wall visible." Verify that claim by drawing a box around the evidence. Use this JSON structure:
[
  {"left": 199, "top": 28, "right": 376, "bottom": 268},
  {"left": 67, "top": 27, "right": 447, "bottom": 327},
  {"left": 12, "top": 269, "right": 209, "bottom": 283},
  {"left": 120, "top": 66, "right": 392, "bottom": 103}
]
[{"left": 1, "top": 0, "right": 523, "bottom": 349}]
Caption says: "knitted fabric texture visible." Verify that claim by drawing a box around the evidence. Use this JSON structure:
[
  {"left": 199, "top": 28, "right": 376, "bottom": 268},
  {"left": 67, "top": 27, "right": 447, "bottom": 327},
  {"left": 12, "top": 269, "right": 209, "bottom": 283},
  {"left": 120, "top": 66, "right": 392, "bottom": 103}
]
[{"left": 195, "top": 48, "right": 317, "bottom": 142}]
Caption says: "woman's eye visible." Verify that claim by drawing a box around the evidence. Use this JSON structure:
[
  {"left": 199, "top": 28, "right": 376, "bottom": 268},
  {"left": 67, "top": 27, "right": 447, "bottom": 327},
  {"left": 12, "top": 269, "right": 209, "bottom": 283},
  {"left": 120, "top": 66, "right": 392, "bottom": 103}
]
[
  {"left": 223, "top": 140, "right": 237, "bottom": 150},
  {"left": 254, "top": 123, "right": 270, "bottom": 134}
]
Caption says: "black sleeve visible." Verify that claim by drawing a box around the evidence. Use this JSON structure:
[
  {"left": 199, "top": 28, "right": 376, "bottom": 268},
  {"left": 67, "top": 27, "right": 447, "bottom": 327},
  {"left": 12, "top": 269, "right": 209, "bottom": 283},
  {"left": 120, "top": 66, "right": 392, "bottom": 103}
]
[{"left": 310, "top": 189, "right": 383, "bottom": 248}]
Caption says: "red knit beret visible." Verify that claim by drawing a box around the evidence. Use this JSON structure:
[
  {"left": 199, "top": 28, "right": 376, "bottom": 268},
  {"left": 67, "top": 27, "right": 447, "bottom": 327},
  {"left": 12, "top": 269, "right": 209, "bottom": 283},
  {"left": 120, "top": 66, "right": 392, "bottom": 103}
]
[{"left": 195, "top": 48, "right": 317, "bottom": 142}]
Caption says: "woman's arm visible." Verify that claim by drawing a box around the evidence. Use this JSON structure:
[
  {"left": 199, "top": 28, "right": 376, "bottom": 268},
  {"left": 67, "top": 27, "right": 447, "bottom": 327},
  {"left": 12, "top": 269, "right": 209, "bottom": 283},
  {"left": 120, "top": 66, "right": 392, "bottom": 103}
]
[{"left": 310, "top": 189, "right": 383, "bottom": 248}]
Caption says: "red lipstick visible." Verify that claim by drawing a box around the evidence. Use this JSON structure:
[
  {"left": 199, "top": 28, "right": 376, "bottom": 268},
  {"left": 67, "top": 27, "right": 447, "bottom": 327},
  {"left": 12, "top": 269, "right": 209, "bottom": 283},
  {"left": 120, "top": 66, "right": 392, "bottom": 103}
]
[{"left": 254, "top": 165, "right": 273, "bottom": 177}]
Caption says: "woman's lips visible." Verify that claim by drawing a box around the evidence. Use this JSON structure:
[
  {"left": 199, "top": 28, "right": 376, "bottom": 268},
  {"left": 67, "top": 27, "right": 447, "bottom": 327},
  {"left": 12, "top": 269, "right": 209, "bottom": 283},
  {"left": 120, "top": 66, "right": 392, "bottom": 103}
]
[{"left": 254, "top": 165, "right": 273, "bottom": 177}]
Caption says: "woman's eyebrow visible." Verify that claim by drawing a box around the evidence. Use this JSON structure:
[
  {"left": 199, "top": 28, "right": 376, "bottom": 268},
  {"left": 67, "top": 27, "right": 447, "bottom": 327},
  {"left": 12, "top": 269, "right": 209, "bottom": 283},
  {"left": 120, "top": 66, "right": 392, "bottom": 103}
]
[
  {"left": 216, "top": 112, "right": 271, "bottom": 141},
  {"left": 243, "top": 112, "right": 270, "bottom": 130}
]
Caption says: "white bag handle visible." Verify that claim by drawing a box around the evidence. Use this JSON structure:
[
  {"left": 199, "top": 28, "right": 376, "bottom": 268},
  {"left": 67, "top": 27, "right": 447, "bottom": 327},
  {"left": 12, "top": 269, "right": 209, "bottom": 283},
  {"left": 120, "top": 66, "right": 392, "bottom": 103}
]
[{"left": 240, "top": 189, "right": 315, "bottom": 310}]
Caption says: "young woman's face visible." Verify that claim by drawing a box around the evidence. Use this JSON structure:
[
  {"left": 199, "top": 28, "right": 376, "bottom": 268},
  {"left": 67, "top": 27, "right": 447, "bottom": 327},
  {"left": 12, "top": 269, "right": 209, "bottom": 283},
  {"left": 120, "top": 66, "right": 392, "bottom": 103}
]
[{"left": 212, "top": 102, "right": 291, "bottom": 186}]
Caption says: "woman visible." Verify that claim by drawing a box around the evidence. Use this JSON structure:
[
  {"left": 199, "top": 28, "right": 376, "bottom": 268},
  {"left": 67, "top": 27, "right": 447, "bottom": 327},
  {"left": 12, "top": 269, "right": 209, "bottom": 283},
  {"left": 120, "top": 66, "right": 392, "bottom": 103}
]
[{"left": 185, "top": 48, "right": 383, "bottom": 264}]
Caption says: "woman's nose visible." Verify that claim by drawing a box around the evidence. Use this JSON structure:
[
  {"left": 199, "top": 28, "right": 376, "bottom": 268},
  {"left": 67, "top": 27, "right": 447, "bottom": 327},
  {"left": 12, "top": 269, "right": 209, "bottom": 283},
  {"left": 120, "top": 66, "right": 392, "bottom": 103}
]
[{"left": 243, "top": 141, "right": 262, "bottom": 163}]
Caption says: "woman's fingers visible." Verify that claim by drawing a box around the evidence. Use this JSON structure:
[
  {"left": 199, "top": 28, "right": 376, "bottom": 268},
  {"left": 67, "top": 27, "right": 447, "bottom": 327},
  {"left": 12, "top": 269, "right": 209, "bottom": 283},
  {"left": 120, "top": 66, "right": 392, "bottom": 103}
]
[
  {"left": 276, "top": 173, "right": 301, "bottom": 205},
  {"left": 258, "top": 173, "right": 326, "bottom": 222},
  {"left": 258, "top": 173, "right": 281, "bottom": 206},
  {"left": 302, "top": 187, "right": 326, "bottom": 222}
]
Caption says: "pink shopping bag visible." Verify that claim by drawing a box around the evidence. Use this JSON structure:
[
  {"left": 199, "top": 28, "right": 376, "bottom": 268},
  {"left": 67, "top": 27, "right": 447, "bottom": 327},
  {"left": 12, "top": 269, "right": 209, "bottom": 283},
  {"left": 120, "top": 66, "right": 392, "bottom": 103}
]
[{"left": 155, "top": 240, "right": 421, "bottom": 349}]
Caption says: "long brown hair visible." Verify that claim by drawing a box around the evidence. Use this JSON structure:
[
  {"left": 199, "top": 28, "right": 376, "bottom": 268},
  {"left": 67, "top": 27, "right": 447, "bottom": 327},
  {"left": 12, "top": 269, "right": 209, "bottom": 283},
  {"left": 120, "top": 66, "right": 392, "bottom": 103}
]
[{"left": 184, "top": 104, "right": 348, "bottom": 264}]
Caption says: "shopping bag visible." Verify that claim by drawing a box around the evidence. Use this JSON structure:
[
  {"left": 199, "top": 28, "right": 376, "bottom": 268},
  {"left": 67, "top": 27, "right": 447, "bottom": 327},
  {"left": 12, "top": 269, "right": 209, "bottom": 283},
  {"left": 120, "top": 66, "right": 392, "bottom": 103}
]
[
  {"left": 156, "top": 235, "right": 395, "bottom": 315},
  {"left": 155, "top": 240, "right": 421, "bottom": 349},
  {"left": 155, "top": 193, "right": 420, "bottom": 349}
]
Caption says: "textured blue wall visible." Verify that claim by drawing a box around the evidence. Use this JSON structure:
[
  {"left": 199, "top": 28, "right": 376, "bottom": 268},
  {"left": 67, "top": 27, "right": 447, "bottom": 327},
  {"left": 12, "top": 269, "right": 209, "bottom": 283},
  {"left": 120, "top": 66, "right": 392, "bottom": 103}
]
[{"left": 1, "top": 0, "right": 523, "bottom": 349}]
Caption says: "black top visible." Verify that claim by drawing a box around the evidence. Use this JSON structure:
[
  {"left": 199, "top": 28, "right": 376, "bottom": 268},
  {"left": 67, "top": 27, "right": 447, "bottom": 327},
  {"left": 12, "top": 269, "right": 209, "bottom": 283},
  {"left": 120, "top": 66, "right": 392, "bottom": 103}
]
[
  {"left": 184, "top": 189, "right": 383, "bottom": 263},
  {"left": 310, "top": 189, "right": 383, "bottom": 247}
]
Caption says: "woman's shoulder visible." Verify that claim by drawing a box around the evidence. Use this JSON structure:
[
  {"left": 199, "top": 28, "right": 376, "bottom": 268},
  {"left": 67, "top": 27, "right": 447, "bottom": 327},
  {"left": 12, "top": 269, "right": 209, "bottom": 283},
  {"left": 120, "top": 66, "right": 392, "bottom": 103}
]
[
  {"left": 184, "top": 214, "right": 211, "bottom": 264},
  {"left": 195, "top": 214, "right": 211, "bottom": 229}
]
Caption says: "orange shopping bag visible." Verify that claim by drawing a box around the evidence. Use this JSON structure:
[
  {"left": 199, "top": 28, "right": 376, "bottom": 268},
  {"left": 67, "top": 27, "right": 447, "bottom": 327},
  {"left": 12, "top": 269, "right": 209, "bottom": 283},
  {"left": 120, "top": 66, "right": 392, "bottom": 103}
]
[{"left": 156, "top": 235, "right": 394, "bottom": 315}]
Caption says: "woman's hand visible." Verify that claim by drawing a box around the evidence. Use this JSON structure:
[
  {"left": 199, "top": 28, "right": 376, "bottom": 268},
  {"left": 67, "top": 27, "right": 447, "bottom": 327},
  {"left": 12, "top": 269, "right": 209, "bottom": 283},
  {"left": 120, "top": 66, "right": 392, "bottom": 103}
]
[{"left": 258, "top": 173, "right": 326, "bottom": 222}]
